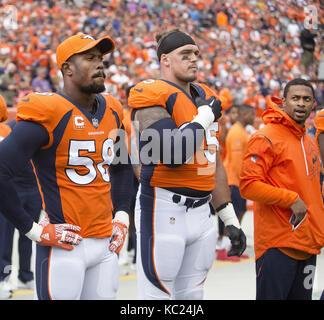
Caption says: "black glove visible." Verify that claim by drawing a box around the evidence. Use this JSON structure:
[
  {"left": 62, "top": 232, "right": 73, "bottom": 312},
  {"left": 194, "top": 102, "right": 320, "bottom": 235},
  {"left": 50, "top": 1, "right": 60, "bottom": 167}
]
[
  {"left": 195, "top": 96, "right": 222, "bottom": 121},
  {"left": 226, "top": 225, "right": 247, "bottom": 257}
]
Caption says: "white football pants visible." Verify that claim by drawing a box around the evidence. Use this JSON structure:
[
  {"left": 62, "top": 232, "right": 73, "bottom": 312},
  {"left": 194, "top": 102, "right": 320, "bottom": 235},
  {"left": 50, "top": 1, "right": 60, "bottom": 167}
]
[
  {"left": 34, "top": 237, "right": 119, "bottom": 300},
  {"left": 135, "top": 185, "right": 217, "bottom": 300}
]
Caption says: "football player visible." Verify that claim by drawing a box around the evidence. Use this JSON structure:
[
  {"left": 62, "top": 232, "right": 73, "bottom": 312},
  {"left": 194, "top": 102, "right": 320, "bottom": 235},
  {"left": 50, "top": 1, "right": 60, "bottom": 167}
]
[
  {"left": 0, "top": 34, "right": 133, "bottom": 300},
  {"left": 128, "top": 29, "right": 246, "bottom": 300}
]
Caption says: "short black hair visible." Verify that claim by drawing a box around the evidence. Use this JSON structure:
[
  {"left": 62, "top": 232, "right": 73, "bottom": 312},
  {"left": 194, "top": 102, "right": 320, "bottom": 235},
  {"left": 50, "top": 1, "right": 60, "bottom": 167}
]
[
  {"left": 225, "top": 105, "right": 238, "bottom": 114},
  {"left": 126, "top": 85, "right": 135, "bottom": 99},
  {"left": 237, "top": 104, "right": 254, "bottom": 115},
  {"left": 283, "top": 78, "right": 315, "bottom": 98}
]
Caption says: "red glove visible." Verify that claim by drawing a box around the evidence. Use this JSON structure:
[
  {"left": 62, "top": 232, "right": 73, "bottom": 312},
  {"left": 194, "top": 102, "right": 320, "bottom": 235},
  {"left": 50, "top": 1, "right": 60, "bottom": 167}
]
[
  {"left": 109, "top": 211, "right": 129, "bottom": 254},
  {"left": 26, "top": 211, "right": 83, "bottom": 251}
]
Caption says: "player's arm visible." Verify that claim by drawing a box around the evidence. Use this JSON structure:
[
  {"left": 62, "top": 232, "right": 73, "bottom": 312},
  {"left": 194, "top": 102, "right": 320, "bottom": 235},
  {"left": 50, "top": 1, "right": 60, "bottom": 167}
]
[
  {"left": 0, "top": 121, "right": 82, "bottom": 250},
  {"left": 108, "top": 125, "right": 134, "bottom": 254},
  {"left": 239, "top": 135, "right": 305, "bottom": 226},
  {"left": 211, "top": 152, "right": 246, "bottom": 257},
  {"left": 134, "top": 97, "right": 222, "bottom": 168}
]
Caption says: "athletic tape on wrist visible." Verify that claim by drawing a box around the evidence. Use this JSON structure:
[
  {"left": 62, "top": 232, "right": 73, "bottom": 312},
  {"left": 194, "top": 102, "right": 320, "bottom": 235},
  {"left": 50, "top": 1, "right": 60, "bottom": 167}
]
[
  {"left": 113, "top": 211, "right": 129, "bottom": 228},
  {"left": 217, "top": 202, "right": 241, "bottom": 228},
  {"left": 192, "top": 105, "right": 215, "bottom": 130}
]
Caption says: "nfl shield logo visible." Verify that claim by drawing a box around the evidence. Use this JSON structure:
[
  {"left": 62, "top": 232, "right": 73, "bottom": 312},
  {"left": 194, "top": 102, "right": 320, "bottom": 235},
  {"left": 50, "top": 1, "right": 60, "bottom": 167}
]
[
  {"left": 92, "top": 118, "right": 99, "bottom": 128},
  {"left": 170, "top": 217, "right": 175, "bottom": 224}
]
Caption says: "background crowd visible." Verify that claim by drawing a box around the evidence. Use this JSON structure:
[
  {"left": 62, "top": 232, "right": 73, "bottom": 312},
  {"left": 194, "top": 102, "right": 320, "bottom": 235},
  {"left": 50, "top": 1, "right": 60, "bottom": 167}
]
[{"left": 0, "top": 0, "right": 322, "bottom": 128}]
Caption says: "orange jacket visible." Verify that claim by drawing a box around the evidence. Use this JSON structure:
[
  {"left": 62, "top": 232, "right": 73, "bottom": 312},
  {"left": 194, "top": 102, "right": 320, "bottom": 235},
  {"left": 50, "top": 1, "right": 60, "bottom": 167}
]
[{"left": 240, "top": 98, "right": 324, "bottom": 260}]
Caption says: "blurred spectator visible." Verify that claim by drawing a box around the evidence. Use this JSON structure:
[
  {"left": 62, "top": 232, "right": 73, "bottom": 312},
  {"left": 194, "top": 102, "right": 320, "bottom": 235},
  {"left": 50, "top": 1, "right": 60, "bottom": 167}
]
[
  {"left": 300, "top": 28, "right": 316, "bottom": 73},
  {"left": 0, "top": 63, "right": 19, "bottom": 107},
  {"left": 17, "top": 73, "right": 33, "bottom": 101},
  {"left": 31, "top": 67, "right": 51, "bottom": 93}
]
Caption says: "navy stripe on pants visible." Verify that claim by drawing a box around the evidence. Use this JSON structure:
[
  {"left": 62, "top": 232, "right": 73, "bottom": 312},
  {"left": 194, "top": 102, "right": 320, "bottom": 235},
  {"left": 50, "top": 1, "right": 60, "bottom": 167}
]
[
  {"left": 139, "top": 183, "right": 168, "bottom": 294},
  {"left": 256, "top": 248, "right": 316, "bottom": 300},
  {"left": 35, "top": 244, "right": 52, "bottom": 300}
]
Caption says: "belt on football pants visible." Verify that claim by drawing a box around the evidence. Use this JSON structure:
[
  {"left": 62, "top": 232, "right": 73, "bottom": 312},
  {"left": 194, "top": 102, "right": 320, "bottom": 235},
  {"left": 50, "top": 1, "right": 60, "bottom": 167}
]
[{"left": 172, "top": 194, "right": 212, "bottom": 211}]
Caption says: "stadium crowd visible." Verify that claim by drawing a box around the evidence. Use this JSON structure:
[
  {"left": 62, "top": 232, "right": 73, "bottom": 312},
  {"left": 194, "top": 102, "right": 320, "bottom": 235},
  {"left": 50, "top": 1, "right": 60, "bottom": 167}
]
[{"left": 0, "top": 0, "right": 322, "bottom": 119}]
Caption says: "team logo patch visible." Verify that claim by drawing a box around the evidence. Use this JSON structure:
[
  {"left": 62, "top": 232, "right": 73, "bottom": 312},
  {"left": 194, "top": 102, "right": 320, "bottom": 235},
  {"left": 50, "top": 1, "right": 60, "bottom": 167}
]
[
  {"left": 169, "top": 217, "right": 176, "bottom": 224},
  {"left": 74, "top": 116, "right": 85, "bottom": 130},
  {"left": 92, "top": 118, "right": 99, "bottom": 128}
]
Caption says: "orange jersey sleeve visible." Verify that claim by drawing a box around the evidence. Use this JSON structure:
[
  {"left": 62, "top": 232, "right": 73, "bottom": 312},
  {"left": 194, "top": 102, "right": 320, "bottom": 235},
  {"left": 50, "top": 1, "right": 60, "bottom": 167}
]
[
  {"left": 239, "top": 134, "right": 299, "bottom": 207},
  {"left": 0, "top": 123, "right": 11, "bottom": 141},
  {"left": 128, "top": 80, "right": 171, "bottom": 109},
  {"left": 16, "top": 92, "right": 66, "bottom": 149},
  {"left": 315, "top": 109, "right": 324, "bottom": 144},
  {"left": 0, "top": 95, "right": 8, "bottom": 122}
]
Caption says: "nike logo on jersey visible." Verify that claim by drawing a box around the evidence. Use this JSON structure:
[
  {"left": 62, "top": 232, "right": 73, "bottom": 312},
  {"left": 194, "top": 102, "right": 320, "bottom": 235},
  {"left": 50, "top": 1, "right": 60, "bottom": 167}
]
[
  {"left": 134, "top": 88, "right": 143, "bottom": 93},
  {"left": 22, "top": 98, "right": 30, "bottom": 102}
]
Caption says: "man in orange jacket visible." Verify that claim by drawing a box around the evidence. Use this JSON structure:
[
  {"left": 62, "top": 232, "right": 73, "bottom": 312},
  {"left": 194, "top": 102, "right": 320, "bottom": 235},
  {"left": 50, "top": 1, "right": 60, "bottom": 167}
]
[{"left": 240, "top": 78, "right": 324, "bottom": 300}]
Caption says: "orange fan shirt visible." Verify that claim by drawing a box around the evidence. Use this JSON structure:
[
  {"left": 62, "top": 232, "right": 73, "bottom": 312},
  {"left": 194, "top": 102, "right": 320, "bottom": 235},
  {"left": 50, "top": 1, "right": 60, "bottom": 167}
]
[{"left": 223, "top": 122, "right": 249, "bottom": 187}]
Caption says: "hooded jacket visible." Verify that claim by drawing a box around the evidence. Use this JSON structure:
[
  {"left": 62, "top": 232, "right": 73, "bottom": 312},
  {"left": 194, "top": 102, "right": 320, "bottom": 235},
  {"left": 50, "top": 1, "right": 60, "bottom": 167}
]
[{"left": 240, "top": 98, "right": 324, "bottom": 260}]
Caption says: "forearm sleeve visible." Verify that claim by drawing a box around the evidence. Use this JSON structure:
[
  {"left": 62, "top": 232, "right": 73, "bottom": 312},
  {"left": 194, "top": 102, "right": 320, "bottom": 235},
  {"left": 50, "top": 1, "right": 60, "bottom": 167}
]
[
  {"left": 109, "top": 130, "right": 134, "bottom": 214},
  {"left": 109, "top": 162, "right": 134, "bottom": 214},
  {"left": 139, "top": 117, "right": 205, "bottom": 168}
]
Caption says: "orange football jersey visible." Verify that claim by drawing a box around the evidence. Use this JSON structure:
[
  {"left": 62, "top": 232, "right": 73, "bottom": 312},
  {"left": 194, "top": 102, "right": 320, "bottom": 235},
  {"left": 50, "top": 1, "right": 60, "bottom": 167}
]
[
  {"left": 128, "top": 79, "right": 220, "bottom": 191},
  {"left": 16, "top": 92, "right": 124, "bottom": 238}
]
